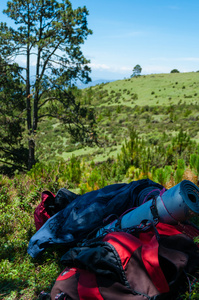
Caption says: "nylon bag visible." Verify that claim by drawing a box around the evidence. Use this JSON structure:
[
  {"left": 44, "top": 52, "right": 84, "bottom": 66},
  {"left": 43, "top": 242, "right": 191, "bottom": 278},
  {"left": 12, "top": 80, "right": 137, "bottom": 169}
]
[
  {"left": 34, "top": 188, "right": 78, "bottom": 231},
  {"left": 50, "top": 222, "right": 199, "bottom": 300},
  {"left": 34, "top": 191, "right": 55, "bottom": 231}
]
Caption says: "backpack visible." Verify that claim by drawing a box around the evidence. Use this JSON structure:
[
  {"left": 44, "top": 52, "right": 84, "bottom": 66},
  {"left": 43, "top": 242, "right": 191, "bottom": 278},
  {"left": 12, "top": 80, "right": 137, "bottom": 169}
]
[
  {"left": 34, "top": 188, "right": 78, "bottom": 231},
  {"left": 48, "top": 222, "right": 199, "bottom": 300},
  {"left": 34, "top": 191, "right": 55, "bottom": 231}
]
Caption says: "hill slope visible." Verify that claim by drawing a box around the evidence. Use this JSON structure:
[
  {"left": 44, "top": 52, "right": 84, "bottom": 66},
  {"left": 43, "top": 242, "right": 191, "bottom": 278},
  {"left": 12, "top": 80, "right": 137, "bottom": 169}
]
[{"left": 36, "top": 72, "right": 199, "bottom": 163}]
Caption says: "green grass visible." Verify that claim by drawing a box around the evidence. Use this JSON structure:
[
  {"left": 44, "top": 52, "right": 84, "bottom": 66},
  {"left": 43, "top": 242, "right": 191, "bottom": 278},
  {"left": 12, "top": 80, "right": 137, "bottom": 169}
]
[{"left": 89, "top": 72, "right": 199, "bottom": 107}]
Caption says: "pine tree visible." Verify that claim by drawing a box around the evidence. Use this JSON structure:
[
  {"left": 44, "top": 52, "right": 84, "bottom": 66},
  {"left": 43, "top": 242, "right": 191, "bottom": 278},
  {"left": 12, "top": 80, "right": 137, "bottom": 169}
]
[{"left": 0, "top": 0, "right": 93, "bottom": 169}]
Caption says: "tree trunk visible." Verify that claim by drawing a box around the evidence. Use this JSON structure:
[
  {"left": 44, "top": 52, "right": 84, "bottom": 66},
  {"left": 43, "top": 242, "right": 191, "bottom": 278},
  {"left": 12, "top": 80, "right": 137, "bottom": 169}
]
[
  {"left": 26, "top": 3, "right": 35, "bottom": 170},
  {"left": 28, "top": 138, "right": 35, "bottom": 170}
]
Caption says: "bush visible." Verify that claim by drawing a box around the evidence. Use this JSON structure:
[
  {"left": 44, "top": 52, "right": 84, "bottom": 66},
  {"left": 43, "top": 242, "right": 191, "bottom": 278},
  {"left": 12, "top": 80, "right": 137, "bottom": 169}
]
[
  {"left": 132, "top": 93, "right": 138, "bottom": 100},
  {"left": 190, "top": 154, "right": 199, "bottom": 175},
  {"left": 174, "top": 168, "right": 184, "bottom": 184},
  {"left": 177, "top": 158, "right": 185, "bottom": 170},
  {"left": 152, "top": 165, "right": 172, "bottom": 186},
  {"left": 170, "top": 69, "right": 180, "bottom": 73}
]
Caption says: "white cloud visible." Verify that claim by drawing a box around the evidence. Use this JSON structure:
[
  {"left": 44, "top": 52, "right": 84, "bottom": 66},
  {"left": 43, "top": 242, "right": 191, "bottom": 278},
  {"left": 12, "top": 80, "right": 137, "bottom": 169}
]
[
  {"left": 15, "top": 56, "right": 26, "bottom": 66},
  {"left": 89, "top": 63, "right": 110, "bottom": 70},
  {"left": 89, "top": 63, "right": 132, "bottom": 73}
]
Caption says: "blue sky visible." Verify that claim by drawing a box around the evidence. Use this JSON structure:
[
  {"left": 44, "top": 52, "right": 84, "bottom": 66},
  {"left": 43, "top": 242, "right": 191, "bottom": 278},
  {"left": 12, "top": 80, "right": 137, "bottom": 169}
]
[{"left": 1, "top": 0, "right": 199, "bottom": 80}]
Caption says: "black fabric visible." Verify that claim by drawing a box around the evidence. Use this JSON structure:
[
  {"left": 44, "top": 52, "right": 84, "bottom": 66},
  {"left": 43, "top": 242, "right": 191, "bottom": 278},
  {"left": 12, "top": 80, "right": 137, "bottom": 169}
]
[
  {"left": 159, "top": 234, "right": 199, "bottom": 273},
  {"left": 61, "top": 242, "right": 128, "bottom": 284},
  {"left": 28, "top": 179, "right": 164, "bottom": 258},
  {"left": 54, "top": 188, "right": 78, "bottom": 213},
  {"left": 43, "top": 191, "right": 57, "bottom": 217},
  {"left": 43, "top": 188, "right": 78, "bottom": 217}
]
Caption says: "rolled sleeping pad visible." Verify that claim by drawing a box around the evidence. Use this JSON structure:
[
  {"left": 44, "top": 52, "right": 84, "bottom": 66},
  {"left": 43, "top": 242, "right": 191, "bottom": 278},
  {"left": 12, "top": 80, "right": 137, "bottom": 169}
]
[{"left": 97, "top": 180, "right": 199, "bottom": 236}]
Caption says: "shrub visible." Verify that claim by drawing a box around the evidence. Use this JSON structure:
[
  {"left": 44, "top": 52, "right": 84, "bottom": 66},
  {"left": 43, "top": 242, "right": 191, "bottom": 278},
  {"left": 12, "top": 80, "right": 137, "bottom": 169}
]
[
  {"left": 132, "top": 93, "right": 138, "bottom": 100},
  {"left": 152, "top": 165, "right": 172, "bottom": 186},
  {"left": 79, "top": 167, "right": 107, "bottom": 193},
  {"left": 184, "top": 109, "right": 192, "bottom": 117},
  {"left": 170, "top": 69, "right": 180, "bottom": 73},
  {"left": 190, "top": 154, "right": 199, "bottom": 175},
  {"left": 177, "top": 159, "right": 185, "bottom": 170},
  {"left": 174, "top": 168, "right": 184, "bottom": 184},
  {"left": 190, "top": 154, "right": 198, "bottom": 169},
  {"left": 116, "top": 105, "right": 121, "bottom": 113}
]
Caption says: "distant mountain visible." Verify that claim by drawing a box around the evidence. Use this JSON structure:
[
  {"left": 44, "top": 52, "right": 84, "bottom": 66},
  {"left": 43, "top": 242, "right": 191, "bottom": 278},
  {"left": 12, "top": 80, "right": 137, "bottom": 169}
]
[{"left": 76, "top": 79, "right": 115, "bottom": 89}]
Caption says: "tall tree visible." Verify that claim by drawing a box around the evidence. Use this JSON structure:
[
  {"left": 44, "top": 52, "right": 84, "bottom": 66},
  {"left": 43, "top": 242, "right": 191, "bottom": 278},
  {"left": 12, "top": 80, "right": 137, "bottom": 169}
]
[
  {"left": 0, "top": 0, "right": 93, "bottom": 170},
  {"left": 0, "top": 56, "right": 28, "bottom": 173}
]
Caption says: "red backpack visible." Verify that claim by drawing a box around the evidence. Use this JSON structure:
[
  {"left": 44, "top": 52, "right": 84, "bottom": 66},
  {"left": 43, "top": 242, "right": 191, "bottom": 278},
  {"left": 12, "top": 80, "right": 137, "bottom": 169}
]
[
  {"left": 34, "top": 191, "right": 55, "bottom": 231},
  {"left": 48, "top": 222, "right": 199, "bottom": 300},
  {"left": 34, "top": 189, "right": 78, "bottom": 231}
]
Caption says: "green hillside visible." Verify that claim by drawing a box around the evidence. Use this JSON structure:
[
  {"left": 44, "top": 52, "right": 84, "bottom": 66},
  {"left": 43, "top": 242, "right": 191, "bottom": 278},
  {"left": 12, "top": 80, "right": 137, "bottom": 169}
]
[{"left": 36, "top": 72, "right": 199, "bottom": 163}]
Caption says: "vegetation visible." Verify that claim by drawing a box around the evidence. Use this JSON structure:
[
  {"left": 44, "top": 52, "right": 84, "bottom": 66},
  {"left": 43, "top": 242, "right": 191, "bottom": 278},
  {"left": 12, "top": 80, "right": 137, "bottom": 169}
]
[
  {"left": 171, "top": 69, "right": 180, "bottom": 73},
  {"left": 1, "top": 123, "right": 199, "bottom": 299},
  {"left": 0, "top": 0, "right": 94, "bottom": 170}
]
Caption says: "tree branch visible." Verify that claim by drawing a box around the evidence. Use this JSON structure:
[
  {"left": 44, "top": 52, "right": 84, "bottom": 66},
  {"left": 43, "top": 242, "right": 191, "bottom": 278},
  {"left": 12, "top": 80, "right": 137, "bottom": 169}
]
[
  {"left": 0, "top": 158, "right": 27, "bottom": 171},
  {"left": 38, "top": 97, "right": 58, "bottom": 109}
]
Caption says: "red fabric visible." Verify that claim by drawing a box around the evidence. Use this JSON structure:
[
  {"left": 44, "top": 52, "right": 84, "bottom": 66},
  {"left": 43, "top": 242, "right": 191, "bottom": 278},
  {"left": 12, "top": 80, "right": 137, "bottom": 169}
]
[
  {"left": 141, "top": 235, "right": 169, "bottom": 294},
  {"left": 103, "top": 232, "right": 142, "bottom": 269},
  {"left": 34, "top": 191, "right": 55, "bottom": 231},
  {"left": 78, "top": 269, "right": 104, "bottom": 300},
  {"left": 156, "top": 222, "right": 182, "bottom": 236},
  {"left": 57, "top": 267, "right": 78, "bottom": 281}
]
